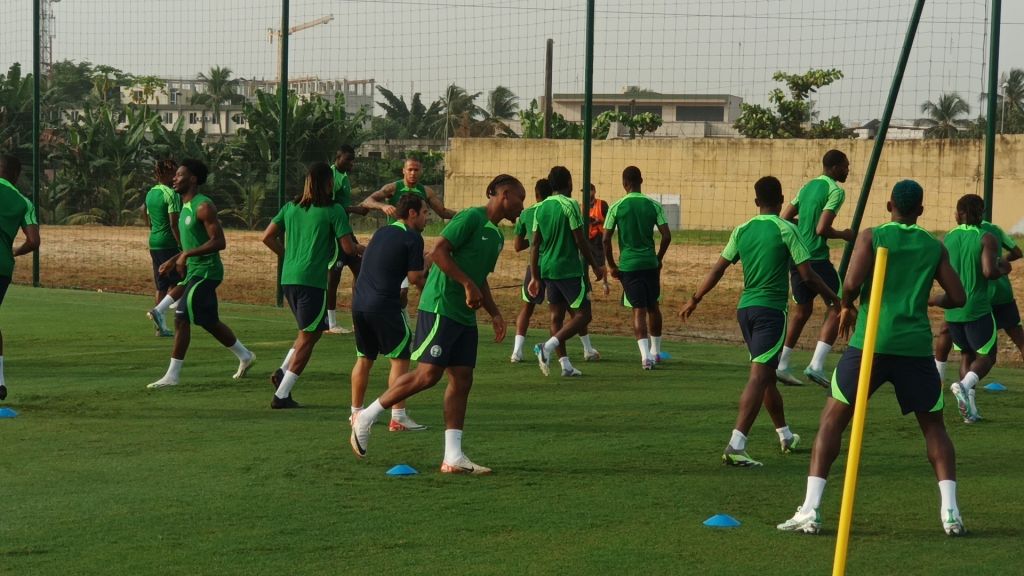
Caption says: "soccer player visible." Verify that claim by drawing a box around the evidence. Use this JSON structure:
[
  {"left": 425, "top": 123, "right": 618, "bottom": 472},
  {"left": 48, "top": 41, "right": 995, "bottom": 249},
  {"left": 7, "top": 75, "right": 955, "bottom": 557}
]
[
  {"left": 325, "top": 145, "right": 368, "bottom": 334},
  {"left": 585, "top": 184, "right": 611, "bottom": 296},
  {"left": 350, "top": 174, "right": 525, "bottom": 475},
  {"left": 776, "top": 150, "right": 855, "bottom": 388},
  {"left": 604, "top": 166, "right": 671, "bottom": 370},
  {"left": 510, "top": 178, "right": 554, "bottom": 363},
  {"left": 940, "top": 194, "right": 1009, "bottom": 423},
  {"left": 143, "top": 159, "right": 182, "bottom": 337},
  {"left": 777, "top": 180, "right": 968, "bottom": 536},
  {"left": 680, "top": 176, "right": 839, "bottom": 467},
  {"left": 530, "top": 166, "right": 605, "bottom": 376},
  {"left": 261, "top": 162, "right": 357, "bottom": 409},
  {"left": 0, "top": 154, "right": 40, "bottom": 402},
  {"left": 147, "top": 159, "right": 255, "bottom": 389},
  {"left": 349, "top": 194, "right": 429, "bottom": 431}
]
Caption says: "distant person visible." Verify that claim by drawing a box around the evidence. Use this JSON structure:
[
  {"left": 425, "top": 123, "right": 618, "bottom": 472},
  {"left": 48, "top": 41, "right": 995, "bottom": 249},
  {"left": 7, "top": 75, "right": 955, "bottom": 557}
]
[
  {"left": 350, "top": 175, "right": 525, "bottom": 475},
  {"left": 324, "top": 145, "right": 367, "bottom": 334},
  {"left": 778, "top": 180, "right": 968, "bottom": 536},
  {"left": 586, "top": 183, "right": 611, "bottom": 295},
  {"left": 0, "top": 154, "right": 40, "bottom": 401},
  {"left": 603, "top": 166, "right": 671, "bottom": 369},
  {"left": 261, "top": 162, "right": 357, "bottom": 409},
  {"left": 530, "top": 166, "right": 606, "bottom": 377},
  {"left": 147, "top": 159, "right": 254, "bottom": 389},
  {"left": 143, "top": 159, "right": 182, "bottom": 337},
  {"left": 776, "top": 150, "right": 855, "bottom": 388},
  {"left": 349, "top": 194, "right": 429, "bottom": 431},
  {"left": 680, "top": 176, "right": 838, "bottom": 467},
  {"left": 510, "top": 178, "right": 554, "bottom": 363}
]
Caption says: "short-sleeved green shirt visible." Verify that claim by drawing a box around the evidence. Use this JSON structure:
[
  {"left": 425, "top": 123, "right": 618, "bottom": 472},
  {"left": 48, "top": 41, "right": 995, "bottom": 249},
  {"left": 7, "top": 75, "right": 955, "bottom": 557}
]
[
  {"left": 944, "top": 224, "right": 993, "bottom": 323},
  {"left": 418, "top": 207, "right": 504, "bottom": 326},
  {"left": 145, "top": 184, "right": 182, "bottom": 250},
  {"left": 387, "top": 179, "right": 427, "bottom": 224},
  {"left": 331, "top": 166, "right": 352, "bottom": 208},
  {"left": 0, "top": 177, "right": 37, "bottom": 278},
  {"left": 980, "top": 221, "right": 1017, "bottom": 305},
  {"left": 791, "top": 174, "right": 845, "bottom": 261},
  {"left": 272, "top": 202, "right": 351, "bottom": 290},
  {"left": 179, "top": 194, "right": 224, "bottom": 281},
  {"left": 513, "top": 204, "right": 539, "bottom": 246},
  {"left": 850, "top": 223, "right": 942, "bottom": 356},
  {"left": 532, "top": 194, "right": 584, "bottom": 280},
  {"left": 604, "top": 192, "right": 668, "bottom": 272},
  {"left": 722, "top": 214, "right": 811, "bottom": 311}
]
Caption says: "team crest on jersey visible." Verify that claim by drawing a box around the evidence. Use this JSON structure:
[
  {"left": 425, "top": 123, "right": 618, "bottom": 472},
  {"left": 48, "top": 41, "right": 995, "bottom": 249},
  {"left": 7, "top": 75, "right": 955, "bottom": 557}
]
[
  {"left": 430, "top": 345, "right": 442, "bottom": 358},
  {"left": 184, "top": 215, "right": 193, "bottom": 226}
]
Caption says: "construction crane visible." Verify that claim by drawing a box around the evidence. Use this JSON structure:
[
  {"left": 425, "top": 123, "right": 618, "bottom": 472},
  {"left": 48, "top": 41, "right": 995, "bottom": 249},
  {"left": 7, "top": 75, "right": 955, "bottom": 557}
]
[{"left": 268, "top": 15, "right": 334, "bottom": 88}]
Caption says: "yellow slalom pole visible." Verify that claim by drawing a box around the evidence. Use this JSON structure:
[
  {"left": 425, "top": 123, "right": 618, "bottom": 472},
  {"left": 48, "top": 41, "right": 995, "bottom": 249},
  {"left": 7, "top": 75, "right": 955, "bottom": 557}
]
[{"left": 832, "top": 247, "right": 889, "bottom": 576}]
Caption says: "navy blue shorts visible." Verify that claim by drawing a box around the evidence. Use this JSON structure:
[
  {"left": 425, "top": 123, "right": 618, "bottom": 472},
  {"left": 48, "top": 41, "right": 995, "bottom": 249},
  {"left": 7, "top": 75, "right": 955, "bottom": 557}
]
[
  {"left": 283, "top": 285, "right": 327, "bottom": 333},
  {"left": 949, "top": 314, "right": 997, "bottom": 356},
  {"left": 791, "top": 260, "right": 840, "bottom": 305},
  {"left": 545, "top": 276, "right": 590, "bottom": 309},
  {"left": 175, "top": 276, "right": 221, "bottom": 327},
  {"left": 831, "top": 347, "right": 943, "bottom": 415},
  {"left": 737, "top": 306, "right": 787, "bottom": 367},
  {"left": 521, "top": 266, "right": 545, "bottom": 305},
  {"left": 993, "top": 301, "right": 1021, "bottom": 331},
  {"left": 0, "top": 275, "right": 10, "bottom": 307},
  {"left": 353, "top": 309, "right": 411, "bottom": 360},
  {"left": 411, "top": 310, "right": 478, "bottom": 368},
  {"left": 150, "top": 248, "right": 183, "bottom": 292},
  {"left": 620, "top": 267, "right": 661, "bottom": 309}
]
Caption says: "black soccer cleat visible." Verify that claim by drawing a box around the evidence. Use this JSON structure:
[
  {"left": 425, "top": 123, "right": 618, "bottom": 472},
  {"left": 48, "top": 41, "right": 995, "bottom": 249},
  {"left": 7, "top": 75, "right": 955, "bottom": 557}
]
[
  {"left": 271, "top": 394, "right": 301, "bottom": 409},
  {"left": 0, "top": 384, "right": 7, "bottom": 401}
]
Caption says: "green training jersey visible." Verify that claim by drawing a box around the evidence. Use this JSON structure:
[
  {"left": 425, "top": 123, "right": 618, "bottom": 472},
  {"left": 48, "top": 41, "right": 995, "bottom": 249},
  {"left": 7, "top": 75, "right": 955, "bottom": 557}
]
[
  {"left": 791, "top": 174, "right": 845, "bottom": 261},
  {"left": 849, "top": 223, "right": 942, "bottom": 356},
  {"left": 944, "top": 224, "right": 993, "bottom": 323},
  {"left": 179, "top": 193, "right": 224, "bottom": 281},
  {"left": 532, "top": 194, "right": 584, "bottom": 280},
  {"left": 513, "top": 204, "right": 539, "bottom": 247},
  {"left": 722, "top": 214, "right": 811, "bottom": 311},
  {"left": 980, "top": 221, "right": 1017, "bottom": 306},
  {"left": 418, "top": 207, "right": 504, "bottom": 326},
  {"left": 0, "top": 177, "right": 37, "bottom": 278},
  {"left": 272, "top": 202, "right": 351, "bottom": 290},
  {"left": 145, "top": 184, "right": 181, "bottom": 250},
  {"left": 331, "top": 166, "right": 352, "bottom": 208},
  {"left": 387, "top": 179, "right": 427, "bottom": 224},
  {"left": 604, "top": 191, "right": 668, "bottom": 272}
]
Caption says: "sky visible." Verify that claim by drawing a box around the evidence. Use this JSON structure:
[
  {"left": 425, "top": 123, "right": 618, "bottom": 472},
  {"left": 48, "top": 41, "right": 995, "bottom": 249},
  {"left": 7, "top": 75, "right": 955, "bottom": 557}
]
[{"left": 2, "top": 0, "right": 1023, "bottom": 122}]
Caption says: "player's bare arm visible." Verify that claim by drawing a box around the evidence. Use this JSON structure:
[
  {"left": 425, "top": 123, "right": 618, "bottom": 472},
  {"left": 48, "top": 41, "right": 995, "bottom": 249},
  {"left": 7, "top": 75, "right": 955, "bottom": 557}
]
[
  {"left": 173, "top": 201, "right": 225, "bottom": 276},
  {"left": 430, "top": 237, "right": 481, "bottom": 309},
  {"left": 780, "top": 203, "right": 798, "bottom": 223},
  {"left": 928, "top": 246, "right": 967, "bottom": 309},
  {"left": 656, "top": 223, "right": 671, "bottom": 266},
  {"left": 980, "top": 233, "right": 1008, "bottom": 279},
  {"left": 13, "top": 223, "right": 40, "bottom": 257},
  {"left": 426, "top": 188, "right": 457, "bottom": 220},
  {"left": 528, "top": 230, "right": 543, "bottom": 297},
  {"left": 261, "top": 221, "right": 284, "bottom": 257},
  {"left": 680, "top": 256, "right": 731, "bottom": 321},
  {"left": 602, "top": 228, "right": 618, "bottom": 278},
  {"left": 816, "top": 209, "right": 855, "bottom": 242},
  {"left": 572, "top": 227, "right": 605, "bottom": 281},
  {"left": 480, "top": 279, "right": 506, "bottom": 343},
  {"left": 837, "top": 228, "right": 873, "bottom": 339},
  {"left": 360, "top": 182, "right": 397, "bottom": 216}
]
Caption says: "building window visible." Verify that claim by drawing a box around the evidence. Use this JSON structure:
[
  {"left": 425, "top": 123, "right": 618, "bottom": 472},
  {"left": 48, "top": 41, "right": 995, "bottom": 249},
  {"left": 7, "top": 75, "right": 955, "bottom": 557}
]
[
  {"left": 675, "top": 106, "right": 725, "bottom": 122},
  {"left": 581, "top": 105, "right": 617, "bottom": 118},
  {"left": 629, "top": 105, "right": 662, "bottom": 117},
  {"left": 231, "top": 114, "right": 246, "bottom": 125},
  {"left": 162, "top": 112, "right": 173, "bottom": 124},
  {"left": 170, "top": 91, "right": 180, "bottom": 105},
  {"left": 189, "top": 112, "right": 199, "bottom": 125}
]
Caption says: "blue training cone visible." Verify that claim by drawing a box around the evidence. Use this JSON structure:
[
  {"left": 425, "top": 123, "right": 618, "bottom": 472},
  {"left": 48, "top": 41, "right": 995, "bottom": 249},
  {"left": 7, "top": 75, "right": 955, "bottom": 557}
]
[
  {"left": 703, "top": 514, "right": 741, "bottom": 528},
  {"left": 386, "top": 464, "right": 418, "bottom": 476},
  {"left": 984, "top": 382, "right": 1007, "bottom": 392},
  {"left": 0, "top": 407, "right": 18, "bottom": 419}
]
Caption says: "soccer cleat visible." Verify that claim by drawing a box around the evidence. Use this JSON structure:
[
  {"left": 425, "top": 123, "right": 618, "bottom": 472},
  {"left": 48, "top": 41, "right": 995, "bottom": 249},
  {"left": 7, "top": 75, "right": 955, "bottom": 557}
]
[
  {"left": 270, "top": 394, "right": 301, "bottom": 409},
  {"left": 781, "top": 433, "right": 801, "bottom": 453},
  {"left": 440, "top": 455, "right": 492, "bottom": 475},
  {"left": 777, "top": 507, "right": 821, "bottom": 534},
  {"left": 146, "top": 377, "right": 178, "bottom": 389},
  {"left": 642, "top": 359, "right": 656, "bottom": 371},
  {"left": 722, "top": 446, "right": 763, "bottom": 467},
  {"left": 803, "top": 367, "right": 830, "bottom": 389},
  {"left": 510, "top": 352, "right": 524, "bottom": 363},
  {"left": 389, "top": 414, "right": 428, "bottom": 432},
  {"left": 950, "top": 382, "right": 970, "bottom": 422},
  {"left": 776, "top": 368, "right": 804, "bottom": 386},
  {"left": 943, "top": 509, "right": 966, "bottom": 536},
  {"left": 584, "top": 350, "right": 601, "bottom": 362},
  {"left": 350, "top": 412, "right": 372, "bottom": 458},
  {"left": 0, "top": 384, "right": 7, "bottom": 401},
  {"left": 651, "top": 353, "right": 664, "bottom": 364},
  {"left": 147, "top": 308, "right": 168, "bottom": 334},
  {"left": 534, "top": 344, "right": 550, "bottom": 376},
  {"left": 156, "top": 329, "right": 174, "bottom": 338},
  {"left": 270, "top": 368, "right": 284, "bottom": 390},
  {"left": 561, "top": 366, "right": 583, "bottom": 377},
  {"left": 326, "top": 325, "right": 352, "bottom": 335},
  {"left": 965, "top": 387, "right": 981, "bottom": 423},
  {"left": 232, "top": 353, "right": 255, "bottom": 380},
  {"left": 348, "top": 408, "right": 361, "bottom": 427}
]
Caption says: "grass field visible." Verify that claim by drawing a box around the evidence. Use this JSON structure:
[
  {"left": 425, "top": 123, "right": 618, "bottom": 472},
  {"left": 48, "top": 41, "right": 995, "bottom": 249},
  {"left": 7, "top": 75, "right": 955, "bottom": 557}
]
[{"left": 2, "top": 286, "right": 1023, "bottom": 575}]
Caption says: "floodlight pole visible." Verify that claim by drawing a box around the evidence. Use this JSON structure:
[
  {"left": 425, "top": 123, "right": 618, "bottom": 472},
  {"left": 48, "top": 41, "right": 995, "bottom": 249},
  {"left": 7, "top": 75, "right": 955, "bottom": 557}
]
[
  {"left": 982, "top": 0, "right": 1001, "bottom": 221},
  {"left": 276, "top": 0, "right": 290, "bottom": 306},
  {"left": 582, "top": 0, "right": 594, "bottom": 224},
  {"left": 32, "top": 0, "right": 41, "bottom": 287},
  {"left": 838, "top": 0, "right": 926, "bottom": 281}
]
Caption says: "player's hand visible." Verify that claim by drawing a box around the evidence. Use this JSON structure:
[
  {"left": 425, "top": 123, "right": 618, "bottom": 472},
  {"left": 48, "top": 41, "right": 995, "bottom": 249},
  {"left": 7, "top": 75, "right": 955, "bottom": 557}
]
[
  {"left": 158, "top": 258, "right": 176, "bottom": 277},
  {"left": 679, "top": 298, "right": 698, "bottom": 321},
  {"left": 464, "top": 282, "right": 483, "bottom": 310},
  {"left": 527, "top": 277, "right": 541, "bottom": 298},
  {"left": 593, "top": 265, "right": 607, "bottom": 282},
  {"left": 998, "top": 258, "right": 1012, "bottom": 276},
  {"left": 174, "top": 253, "right": 187, "bottom": 277},
  {"left": 491, "top": 314, "right": 506, "bottom": 343},
  {"left": 381, "top": 205, "right": 397, "bottom": 217},
  {"left": 602, "top": 279, "right": 610, "bottom": 295},
  {"left": 838, "top": 304, "right": 857, "bottom": 341},
  {"left": 609, "top": 266, "right": 621, "bottom": 280}
]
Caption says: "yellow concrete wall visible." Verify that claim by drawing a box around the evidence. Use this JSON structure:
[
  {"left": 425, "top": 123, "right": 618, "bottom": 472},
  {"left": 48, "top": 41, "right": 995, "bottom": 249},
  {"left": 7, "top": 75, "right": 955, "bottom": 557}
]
[{"left": 444, "top": 136, "right": 1024, "bottom": 233}]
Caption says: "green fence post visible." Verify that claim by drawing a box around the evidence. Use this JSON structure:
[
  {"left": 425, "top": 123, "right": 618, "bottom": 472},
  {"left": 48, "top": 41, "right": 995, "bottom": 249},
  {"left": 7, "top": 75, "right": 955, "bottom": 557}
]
[
  {"left": 32, "top": 0, "right": 41, "bottom": 287},
  {"left": 983, "top": 0, "right": 1001, "bottom": 221},
  {"left": 581, "top": 0, "right": 595, "bottom": 228},
  {"left": 276, "top": 0, "right": 290, "bottom": 307}
]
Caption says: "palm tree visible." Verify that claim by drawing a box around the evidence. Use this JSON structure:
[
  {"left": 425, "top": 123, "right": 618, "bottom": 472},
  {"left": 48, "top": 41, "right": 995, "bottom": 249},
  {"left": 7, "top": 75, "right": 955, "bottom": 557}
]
[
  {"left": 374, "top": 86, "right": 443, "bottom": 139},
  {"left": 918, "top": 93, "right": 970, "bottom": 139},
  {"left": 482, "top": 85, "right": 519, "bottom": 136},
  {"left": 1002, "top": 68, "right": 1024, "bottom": 115},
  {"left": 438, "top": 84, "right": 483, "bottom": 138},
  {"left": 192, "top": 66, "right": 245, "bottom": 135}
]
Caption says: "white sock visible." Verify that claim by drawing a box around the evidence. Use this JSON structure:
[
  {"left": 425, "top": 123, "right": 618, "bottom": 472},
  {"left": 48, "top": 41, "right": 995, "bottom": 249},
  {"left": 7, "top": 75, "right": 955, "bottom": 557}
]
[
  {"left": 360, "top": 399, "right": 385, "bottom": 424},
  {"left": 543, "top": 336, "right": 560, "bottom": 356},
  {"left": 0, "top": 355, "right": 5, "bottom": 386},
  {"left": 275, "top": 370, "right": 298, "bottom": 399},
  {"left": 810, "top": 341, "right": 832, "bottom": 372},
  {"left": 580, "top": 334, "right": 595, "bottom": 355},
  {"left": 280, "top": 348, "right": 295, "bottom": 371},
  {"left": 558, "top": 356, "right": 572, "bottom": 370},
  {"left": 779, "top": 346, "right": 794, "bottom": 371},
  {"left": 935, "top": 360, "right": 947, "bottom": 382},
  {"left": 728, "top": 429, "right": 747, "bottom": 451},
  {"left": 164, "top": 358, "right": 184, "bottom": 381},
  {"left": 776, "top": 425, "right": 793, "bottom": 441},
  {"left": 513, "top": 334, "right": 526, "bottom": 356},
  {"left": 802, "top": 476, "right": 828, "bottom": 511},
  {"left": 961, "top": 371, "right": 980, "bottom": 389},
  {"left": 170, "top": 298, "right": 180, "bottom": 310},
  {"left": 392, "top": 407, "right": 407, "bottom": 421},
  {"left": 154, "top": 295, "right": 175, "bottom": 315},
  {"left": 650, "top": 336, "right": 662, "bottom": 357},
  {"left": 228, "top": 340, "right": 251, "bottom": 361},
  {"left": 350, "top": 405, "right": 362, "bottom": 415},
  {"left": 327, "top": 309, "right": 338, "bottom": 328},
  {"left": 938, "top": 479, "right": 959, "bottom": 520},
  {"left": 637, "top": 338, "right": 651, "bottom": 362},
  {"left": 444, "top": 429, "right": 464, "bottom": 463}
]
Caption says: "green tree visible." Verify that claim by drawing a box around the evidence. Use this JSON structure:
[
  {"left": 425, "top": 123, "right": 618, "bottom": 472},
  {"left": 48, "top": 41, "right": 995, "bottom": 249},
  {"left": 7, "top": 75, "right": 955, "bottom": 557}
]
[
  {"left": 917, "top": 93, "right": 971, "bottom": 139},
  {"left": 519, "top": 99, "right": 585, "bottom": 139},
  {"left": 438, "top": 84, "right": 484, "bottom": 138},
  {"left": 372, "top": 86, "right": 443, "bottom": 139},
  {"left": 192, "top": 66, "right": 245, "bottom": 135},
  {"left": 481, "top": 85, "right": 519, "bottom": 137},
  {"left": 734, "top": 68, "right": 852, "bottom": 139},
  {"left": 0, "top": 63, "right": 34, "bottom": 161}
]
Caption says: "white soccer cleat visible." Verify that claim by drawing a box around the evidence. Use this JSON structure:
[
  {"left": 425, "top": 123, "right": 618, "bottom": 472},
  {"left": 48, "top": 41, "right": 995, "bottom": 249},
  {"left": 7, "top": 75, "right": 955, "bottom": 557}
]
[
  {"left": 561, "top": 366, "right": 583, "bottom": 377},
  {"left": 777, "top": 507, "right": 821, "bottom": 534},
  {"left": 326, "top": 325, "right": 352, "bottom": 335},
  {"left": 350, "top": 412, "right": 372, "bottom": 458},
  {"left": 534, "top": 344, "right": 550, "bottom": 376},
  {"left": 775, "top": 368, "right": 804, "bottom": 386},
  {"left": 951, "top": 382, "right": 973, "bottom": 423},
  {"left": 965, "top": 387, "right": 981, "bottom": 423},
  {"left": 440, "top": 455, "right": 492, "bottom": 475},
  {"left": 147, "top": 308, "right": 168, "bottom": 334},
  {"left": 584, "top": 349, "right": 601, "bottom": 362},
  {"left": 510, "top": 352, "right": 524, "bottom": 363},
  {"left": 781, "top": 433, "right": 801, "bottom": 454},
  {"left": 232, "top": 353, "right": 255, "bottom": 379},
  {"left": 642, "top": 359, "right": 656, "bottom": 371},
  {"left": 389, "top": 414, "right": 428, "bottom": 432},
  {"left": 147, "top": 377, "right": 179, "bottom": 389},
  {"left": 943, "top": 509, "right": 966, "bottom": 536}
]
